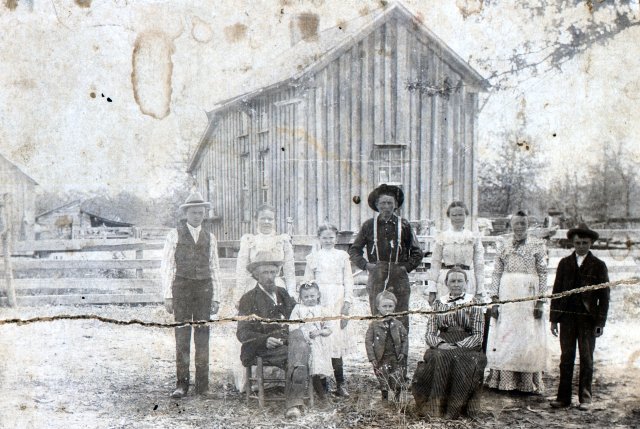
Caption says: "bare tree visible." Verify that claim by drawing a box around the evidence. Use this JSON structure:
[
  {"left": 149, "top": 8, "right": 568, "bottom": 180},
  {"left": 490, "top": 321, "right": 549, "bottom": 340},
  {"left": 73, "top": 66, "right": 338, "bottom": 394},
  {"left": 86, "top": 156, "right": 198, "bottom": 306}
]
[{"left": 479, "top": 134, "right": 544, "bottom": 216}]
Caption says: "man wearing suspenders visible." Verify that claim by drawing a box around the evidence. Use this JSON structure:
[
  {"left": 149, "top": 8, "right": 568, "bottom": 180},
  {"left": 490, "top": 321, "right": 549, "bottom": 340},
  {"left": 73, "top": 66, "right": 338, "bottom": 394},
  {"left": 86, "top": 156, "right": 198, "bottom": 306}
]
[{"left": 349, "top": 184, "right": 423, "bottom": 331}]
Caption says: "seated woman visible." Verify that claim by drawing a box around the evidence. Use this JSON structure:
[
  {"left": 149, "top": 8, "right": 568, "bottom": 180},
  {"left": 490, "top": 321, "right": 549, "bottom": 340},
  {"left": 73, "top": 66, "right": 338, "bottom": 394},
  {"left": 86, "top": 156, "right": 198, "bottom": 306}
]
[{"left": 411, "top": 268, "right": 486, "bottom": 419}]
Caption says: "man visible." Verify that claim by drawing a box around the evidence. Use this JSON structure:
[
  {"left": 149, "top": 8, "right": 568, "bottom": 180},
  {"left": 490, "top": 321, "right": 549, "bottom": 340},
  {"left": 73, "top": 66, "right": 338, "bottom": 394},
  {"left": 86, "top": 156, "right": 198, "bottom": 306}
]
[
  {"left": 550, "top": 223, "right": 609, "bottom": 411},
  {"left": 349, "top": 184, "right": 423, "bottom": 331},
  {"left": 236, "top": 251, "right": 310, "bottom": 420},
  {"left": 161, "top": 191, "right": 221, "bottom": 398}
]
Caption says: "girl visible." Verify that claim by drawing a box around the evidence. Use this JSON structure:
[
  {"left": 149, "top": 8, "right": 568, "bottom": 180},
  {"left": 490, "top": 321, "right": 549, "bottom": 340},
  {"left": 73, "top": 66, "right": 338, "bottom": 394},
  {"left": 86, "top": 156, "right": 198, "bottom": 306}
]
[
  {"left": 290, "top": 282, "right": 333, "bottom": 400},
  {"left": 304, "top": 223, "right": 354, "bottom": 397}
]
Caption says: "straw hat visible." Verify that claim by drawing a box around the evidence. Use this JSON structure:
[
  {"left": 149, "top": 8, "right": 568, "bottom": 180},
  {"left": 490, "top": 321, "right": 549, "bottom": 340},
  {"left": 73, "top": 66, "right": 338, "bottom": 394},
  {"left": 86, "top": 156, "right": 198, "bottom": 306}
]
[{"left": 179, "top": 191, "right": 211, "bottom": 210}]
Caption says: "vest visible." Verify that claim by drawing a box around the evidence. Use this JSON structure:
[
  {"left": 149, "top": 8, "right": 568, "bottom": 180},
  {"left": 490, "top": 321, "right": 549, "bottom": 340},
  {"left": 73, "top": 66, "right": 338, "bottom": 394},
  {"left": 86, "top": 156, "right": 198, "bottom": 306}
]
[{"left": 174, "top": 222, "right": 211, "bottom": 280}]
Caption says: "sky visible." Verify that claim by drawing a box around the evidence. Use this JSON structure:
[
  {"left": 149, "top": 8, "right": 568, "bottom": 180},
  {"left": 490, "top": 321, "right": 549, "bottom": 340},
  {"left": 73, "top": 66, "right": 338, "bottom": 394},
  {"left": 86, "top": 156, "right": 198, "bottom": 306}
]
[{"left": 0, "top": 0, "right": 638, "bottom": 198}]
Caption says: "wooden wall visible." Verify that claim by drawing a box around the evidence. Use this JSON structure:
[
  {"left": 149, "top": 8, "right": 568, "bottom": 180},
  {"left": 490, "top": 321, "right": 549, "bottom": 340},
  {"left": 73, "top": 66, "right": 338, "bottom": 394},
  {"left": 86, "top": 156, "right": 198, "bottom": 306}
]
[
  {"left": 0, "top": 156, "right": 36, "bottom": 240},
  {"left": 193, "top": 17, "right": 480, "bottom": 240}
]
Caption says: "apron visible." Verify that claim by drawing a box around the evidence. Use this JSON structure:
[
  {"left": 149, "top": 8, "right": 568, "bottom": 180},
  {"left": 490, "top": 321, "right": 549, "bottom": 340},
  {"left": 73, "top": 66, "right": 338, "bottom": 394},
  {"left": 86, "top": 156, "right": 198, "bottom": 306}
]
[{"left": 486, "top": 272, "right": 548, "bottom": 372}]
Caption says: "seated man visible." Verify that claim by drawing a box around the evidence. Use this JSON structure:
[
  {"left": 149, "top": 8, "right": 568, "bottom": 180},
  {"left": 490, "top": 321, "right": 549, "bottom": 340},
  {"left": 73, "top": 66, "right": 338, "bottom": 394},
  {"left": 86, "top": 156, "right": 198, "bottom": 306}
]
[{"left": 237, "top": 251, "right": 310, "bottom": 419}]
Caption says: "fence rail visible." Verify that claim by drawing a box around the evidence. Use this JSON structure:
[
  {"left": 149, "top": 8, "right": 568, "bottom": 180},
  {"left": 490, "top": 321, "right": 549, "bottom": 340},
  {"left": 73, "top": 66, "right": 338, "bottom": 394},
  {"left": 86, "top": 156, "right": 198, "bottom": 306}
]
[{"left": 0, "top": 234, "right": 638, "bottom": 307}]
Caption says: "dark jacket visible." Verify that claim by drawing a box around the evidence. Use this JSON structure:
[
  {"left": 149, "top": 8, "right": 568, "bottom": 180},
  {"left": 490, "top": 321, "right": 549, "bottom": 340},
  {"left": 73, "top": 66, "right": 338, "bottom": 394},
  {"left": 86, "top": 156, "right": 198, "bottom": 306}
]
[
  {"left": 349, "top": 215, "right": 423, "bottom": 272},
  {"left": 550, "top": 251, "right": 610, "bottom": 327},
  {"left": 365, "top": 317, "right": 409, "bottom": 363},
  {"left": 236, "top": 285, "right": 297, "bottom": 366}
]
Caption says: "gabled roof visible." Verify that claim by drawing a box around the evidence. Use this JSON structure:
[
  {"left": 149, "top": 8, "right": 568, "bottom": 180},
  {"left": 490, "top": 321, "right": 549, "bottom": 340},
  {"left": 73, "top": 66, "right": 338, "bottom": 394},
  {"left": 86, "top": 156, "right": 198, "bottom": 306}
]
[
  {"left": 0, "top": 153, "right": 38, "bottom": 186},
  {"left": 35, "top": 199, "right": 82, "bottom": 220},
  {"left": 188, "top": 2, "right": 488, "bottom": 172}
]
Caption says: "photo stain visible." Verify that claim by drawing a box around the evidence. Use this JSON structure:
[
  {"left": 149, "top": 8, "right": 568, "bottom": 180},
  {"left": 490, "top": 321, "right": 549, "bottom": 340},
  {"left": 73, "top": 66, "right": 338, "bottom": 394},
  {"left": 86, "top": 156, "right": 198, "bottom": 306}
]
[
  {"left": 295, "top": 13, "right": 319, "bottom": 41},
  {"left": 90, "top": 92, "right": 96, "bottom": 98},
  {"left": 4, "top": 0, "right": 17, "bottom": 11},
  {"left": 224, "top": 23, "right": 248, "bottom": 43},
  {"left": 74, "top": 0, "right": 91, "bottom": 8},
  {"left": 153, "top": 404, "right": 158, "bottom": 411},
  {"left": 353, "top": 196, "right": 361, "bottom": 204}
]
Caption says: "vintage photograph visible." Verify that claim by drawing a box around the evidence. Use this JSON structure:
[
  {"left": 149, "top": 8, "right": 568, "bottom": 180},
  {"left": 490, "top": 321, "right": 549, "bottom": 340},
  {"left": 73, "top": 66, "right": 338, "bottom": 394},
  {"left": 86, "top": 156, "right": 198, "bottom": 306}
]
[{"left": 0, "top": 0, "right": 639, "bottom": 428}]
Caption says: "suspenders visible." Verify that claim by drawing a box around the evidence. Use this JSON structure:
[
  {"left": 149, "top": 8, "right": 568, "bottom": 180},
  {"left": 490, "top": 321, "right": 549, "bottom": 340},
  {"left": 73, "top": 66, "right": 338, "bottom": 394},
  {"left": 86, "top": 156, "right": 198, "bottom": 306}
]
[{"left": 372, "top": 212, "right": 403, "bottom": 290}]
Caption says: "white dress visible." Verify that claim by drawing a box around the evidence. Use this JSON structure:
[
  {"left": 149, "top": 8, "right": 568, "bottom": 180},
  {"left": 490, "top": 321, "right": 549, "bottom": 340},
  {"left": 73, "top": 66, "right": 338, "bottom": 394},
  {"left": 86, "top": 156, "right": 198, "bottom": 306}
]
[
  {"left": 303, "top": 248, "right": 355, "bottom": 357},
  {"left": 485, "top": 236, "right": 549, "bottom": 392},
  {"left": 427, "top": 229, "right": 485, "bottom": 299},
  {"left": 290, "top": 304, "right": 334, "bottom": 376}
]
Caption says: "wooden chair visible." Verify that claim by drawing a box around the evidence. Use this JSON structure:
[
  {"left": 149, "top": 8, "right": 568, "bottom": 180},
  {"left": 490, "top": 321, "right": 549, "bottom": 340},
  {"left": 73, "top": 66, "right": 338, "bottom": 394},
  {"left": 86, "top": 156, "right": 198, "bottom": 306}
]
[{"left": 244, "top": 356, "right": 314, "bottom": 408}]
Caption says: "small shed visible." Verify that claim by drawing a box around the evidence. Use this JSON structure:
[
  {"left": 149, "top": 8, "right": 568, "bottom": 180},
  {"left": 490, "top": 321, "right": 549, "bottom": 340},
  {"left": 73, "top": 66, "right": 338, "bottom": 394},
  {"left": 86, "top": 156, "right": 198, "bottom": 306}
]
[
  {"left": 187, "top": 3, "right": 487, "bottom": 240},
  {"left": 36, "top": 197, "right": 135, "bottom": 239},
  {"left": 0, "top": 153, "right": 38, "bottom": 240}
]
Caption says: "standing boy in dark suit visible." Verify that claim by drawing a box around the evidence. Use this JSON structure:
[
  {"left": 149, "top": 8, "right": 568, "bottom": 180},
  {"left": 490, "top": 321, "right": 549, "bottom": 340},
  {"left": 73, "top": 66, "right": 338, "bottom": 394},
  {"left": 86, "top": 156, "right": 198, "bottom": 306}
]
[{"left": 550, "top": 223, "right": 610, "bottom": 411}]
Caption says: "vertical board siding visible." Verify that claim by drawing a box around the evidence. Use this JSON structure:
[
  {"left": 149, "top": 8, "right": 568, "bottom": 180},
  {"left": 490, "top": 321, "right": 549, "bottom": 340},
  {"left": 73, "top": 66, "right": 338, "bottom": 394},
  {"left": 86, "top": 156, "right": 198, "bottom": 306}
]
[
  {"left": 194, "top": 18, "right": 480, "bottom": 240},
  {"left": 350, "top": 45, "right": 362, "bottom": 232}
]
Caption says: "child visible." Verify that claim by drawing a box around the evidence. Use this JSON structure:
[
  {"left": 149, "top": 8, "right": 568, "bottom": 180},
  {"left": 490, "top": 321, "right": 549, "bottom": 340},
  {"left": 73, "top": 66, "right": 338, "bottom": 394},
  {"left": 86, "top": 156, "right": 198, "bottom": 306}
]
[
  {"left": 304, "top": 223, "right": 354, "bottom": 397},
  {"left": 289, "top": 281, "right": 334, "bottom": 401},
  {"left": 365, "top": 290, "right": 408, "bottom": 402}
]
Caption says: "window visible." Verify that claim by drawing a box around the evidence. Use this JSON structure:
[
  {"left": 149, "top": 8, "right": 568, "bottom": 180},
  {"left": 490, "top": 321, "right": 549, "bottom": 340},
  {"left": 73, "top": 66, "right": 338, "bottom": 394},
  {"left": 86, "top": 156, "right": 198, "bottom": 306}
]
[
  {"left": 207, "top": 177, "right": 218, "bottom": 218},
  {"left": 376, "top": 148, "right": 405, "bottom": 185},
  {"left": 240, "top": 153, "right": 250, "bottom": 222},
  {"left": 258, "top": 147, "right": 270, "bottom": 204}
]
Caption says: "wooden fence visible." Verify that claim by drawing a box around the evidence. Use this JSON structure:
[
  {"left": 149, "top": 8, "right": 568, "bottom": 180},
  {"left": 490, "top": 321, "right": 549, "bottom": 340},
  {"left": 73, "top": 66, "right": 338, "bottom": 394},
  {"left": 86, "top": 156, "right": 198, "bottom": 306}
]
[{"left": 0, "top": 233, "right": 638, "bottom": 307}]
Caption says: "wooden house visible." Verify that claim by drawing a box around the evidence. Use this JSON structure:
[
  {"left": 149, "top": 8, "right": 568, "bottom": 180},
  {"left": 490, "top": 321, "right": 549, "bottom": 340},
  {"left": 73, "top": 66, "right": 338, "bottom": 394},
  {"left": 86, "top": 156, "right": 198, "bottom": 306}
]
[
  {"left": 187, "top": 3, "right": 487, "bottom": 241},
  {"left": 0, "top": 153, "right": 38, "bottom": 240}
]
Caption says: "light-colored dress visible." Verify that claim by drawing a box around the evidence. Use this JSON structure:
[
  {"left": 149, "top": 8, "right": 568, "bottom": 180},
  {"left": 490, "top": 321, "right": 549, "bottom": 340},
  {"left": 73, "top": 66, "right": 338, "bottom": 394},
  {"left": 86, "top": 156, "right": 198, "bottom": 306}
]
[
  {"left": 290, "top": 304, "right": 334, "bottom": 376},
  {"left": 234, "top": 232, "right": 297, "bottom": 302},
  {"left": 231, "top": 231, "right": 296, "bottom": 391},
  {"left": 427, "top": 229, "right": 485, "bottom": 299},
  {"left": 485, "top": 236, "right": 548, "bottom": 393},
  {"left": 303, "top": 248, "right": 354, "bottom": 357}
]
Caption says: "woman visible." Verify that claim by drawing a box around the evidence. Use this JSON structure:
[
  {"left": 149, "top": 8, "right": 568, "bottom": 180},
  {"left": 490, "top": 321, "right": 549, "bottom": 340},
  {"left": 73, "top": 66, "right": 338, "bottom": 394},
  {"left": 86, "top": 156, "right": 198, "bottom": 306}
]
[
  {"left": 231, "top": 204, "right": 296, "bottom": 391},
  {"left": 412, "top": 268, "right": 486, "bottom": 419},
  {"left": 485, "top": 211, "right": 548, "bottom": 393},
  {"left": 426, "top": 201, "right": 486, "bottom": 306}
]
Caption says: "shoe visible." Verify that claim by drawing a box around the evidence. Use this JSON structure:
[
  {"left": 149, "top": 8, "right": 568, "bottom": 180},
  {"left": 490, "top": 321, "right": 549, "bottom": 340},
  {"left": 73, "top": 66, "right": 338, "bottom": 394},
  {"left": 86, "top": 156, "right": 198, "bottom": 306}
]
[
  {"left": 578, "top": 402, "right": 592, "bottom": 411},
  {"left": 195, "top": 386, "right": 209, "bottom": 396},
  {"left": 334, "top": 385, "right": 350, "bottom": 398},
  {"left": 285, "top": 406, "right": 302, "bottom": 419},
  {"left": 171, "top": 387, "right": 187, "bottom": 399},
  {"left": 550, "top": 400, "right": 570, "bottom": 409}
]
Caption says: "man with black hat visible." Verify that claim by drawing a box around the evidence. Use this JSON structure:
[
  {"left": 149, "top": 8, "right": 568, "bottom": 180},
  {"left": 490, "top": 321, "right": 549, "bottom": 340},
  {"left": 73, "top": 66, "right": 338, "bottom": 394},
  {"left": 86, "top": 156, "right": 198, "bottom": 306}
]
[
  {"left": 161, "top": 191, "right": 221, "bottom": 398},
  {"left": 236, "top": 251, "right": 310, "bottom": 419},
  {"left": 549, "top": 223, "right": 609, "bottom": 411},
  {"left": 349, "top": 184, "right": 423, "bottom": 330}
]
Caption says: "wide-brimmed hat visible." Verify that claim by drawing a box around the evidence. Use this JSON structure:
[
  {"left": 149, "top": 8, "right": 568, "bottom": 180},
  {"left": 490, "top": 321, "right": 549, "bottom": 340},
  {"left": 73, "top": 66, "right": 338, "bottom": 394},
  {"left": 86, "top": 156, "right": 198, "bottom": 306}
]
[
  {"left": 567, "top": 222, "right": 599, "bottom": 241},
  {"left": 367, "top": 184, "right": 404, "bottom": 212},
  {"left": 179, "top": 191, "right": 211, "bottom": 210},
  {"left": 246, "top": 250, "right": 284, "bottom": 273}
]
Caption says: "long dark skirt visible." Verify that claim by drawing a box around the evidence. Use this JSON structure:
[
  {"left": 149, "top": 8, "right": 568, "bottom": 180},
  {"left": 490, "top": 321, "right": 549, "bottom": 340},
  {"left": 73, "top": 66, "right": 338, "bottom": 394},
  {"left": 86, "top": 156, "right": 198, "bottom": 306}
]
[{"left": 411, "top": 332, "right": 487, "bottom": 419}]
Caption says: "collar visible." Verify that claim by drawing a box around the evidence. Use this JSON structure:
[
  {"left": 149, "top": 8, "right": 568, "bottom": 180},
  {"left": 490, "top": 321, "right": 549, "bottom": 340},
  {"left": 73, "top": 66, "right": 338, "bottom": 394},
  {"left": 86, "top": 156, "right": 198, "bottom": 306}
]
[
  {"left": 187, "top": 223, "right": 201, "bottom": 234},
  {"left": 512, "top": 236, "right": 527, "bottom": 247},
  {"left": 575, "top": 251, "right": 589, "bottom": 265},
  {"left": 376, "top": 214, "right": 398, "bottom": 224},
  {"left": 257, "top": 284, "right": 278, "bottom": 304},
  {"left": 439, "top": 293, "right": 474, "bottom": 305}
]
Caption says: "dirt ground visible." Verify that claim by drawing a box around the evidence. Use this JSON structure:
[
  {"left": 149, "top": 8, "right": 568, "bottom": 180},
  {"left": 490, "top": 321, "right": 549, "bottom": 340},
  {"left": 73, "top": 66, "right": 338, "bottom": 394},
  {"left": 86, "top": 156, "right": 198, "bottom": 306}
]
[{"left": 0, "top": 286, "right": 639, "bottom": 429}]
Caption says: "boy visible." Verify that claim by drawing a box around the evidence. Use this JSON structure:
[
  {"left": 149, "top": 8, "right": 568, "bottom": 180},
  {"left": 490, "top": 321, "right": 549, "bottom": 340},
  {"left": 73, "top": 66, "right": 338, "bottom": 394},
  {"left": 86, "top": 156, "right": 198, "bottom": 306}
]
[
  {"left": 365, "top": 290, "right": 408, "bottom": 401},
  {"left": 550, "top": 223, "right": 609, "bottom": 411}
]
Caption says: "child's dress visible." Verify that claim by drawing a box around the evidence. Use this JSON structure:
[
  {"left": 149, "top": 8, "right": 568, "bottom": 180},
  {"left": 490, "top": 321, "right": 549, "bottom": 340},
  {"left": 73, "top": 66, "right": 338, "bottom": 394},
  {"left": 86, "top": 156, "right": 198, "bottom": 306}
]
[
  {"left": 290, "top": 303, "right": 334, "bottom": 376},
  {"left": 304, "top": 248, "right": 354, "bottom": 357}
]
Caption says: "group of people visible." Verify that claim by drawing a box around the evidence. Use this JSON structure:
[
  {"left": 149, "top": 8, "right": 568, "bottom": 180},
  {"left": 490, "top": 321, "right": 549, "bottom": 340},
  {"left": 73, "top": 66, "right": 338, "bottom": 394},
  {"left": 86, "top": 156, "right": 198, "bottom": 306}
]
[{"left": 161, "top": 184, "right": 611, "bottom": 420}]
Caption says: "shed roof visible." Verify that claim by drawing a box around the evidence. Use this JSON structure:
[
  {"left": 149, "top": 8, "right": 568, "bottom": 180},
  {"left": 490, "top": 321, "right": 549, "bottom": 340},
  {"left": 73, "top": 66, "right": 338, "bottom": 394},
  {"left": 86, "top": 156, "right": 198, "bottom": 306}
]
[
  {"left": 0, "top": 153, "right": 38, "bottom": 186},
  {"left": 188, "top": 2, "right": 488, "bottom": 172}
]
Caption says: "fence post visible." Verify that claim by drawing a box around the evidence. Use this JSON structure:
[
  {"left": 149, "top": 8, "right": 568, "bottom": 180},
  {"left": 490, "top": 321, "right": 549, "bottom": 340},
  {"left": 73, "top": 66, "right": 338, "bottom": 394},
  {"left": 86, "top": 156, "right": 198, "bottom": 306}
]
[
  {"left": 136, "top": 247, "right": 144, "bottom": 279},
  {"left": 0, "top": 194, "right": 16, "bottom": 307}
]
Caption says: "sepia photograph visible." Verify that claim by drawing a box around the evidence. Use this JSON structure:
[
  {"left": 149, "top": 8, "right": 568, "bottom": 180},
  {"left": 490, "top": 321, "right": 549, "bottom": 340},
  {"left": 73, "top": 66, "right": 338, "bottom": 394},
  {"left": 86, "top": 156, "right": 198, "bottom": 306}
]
[{"left": 0, "top": 0, "right": 639, "bottom": 428}]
